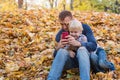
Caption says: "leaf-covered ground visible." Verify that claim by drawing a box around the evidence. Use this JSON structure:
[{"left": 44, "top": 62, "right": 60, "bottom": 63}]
[{"left": 0, "top": 9, "right": 120, "bottom": 80}]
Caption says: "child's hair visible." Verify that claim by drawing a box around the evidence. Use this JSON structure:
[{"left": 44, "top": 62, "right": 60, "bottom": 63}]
[{"left": 69, "top": 19, "right": 83, "bottom": 31}]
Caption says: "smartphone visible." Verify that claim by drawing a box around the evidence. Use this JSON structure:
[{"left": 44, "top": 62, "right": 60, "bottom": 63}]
[{"left": 62, "top": 32, "right": 69, "bottom": 39}]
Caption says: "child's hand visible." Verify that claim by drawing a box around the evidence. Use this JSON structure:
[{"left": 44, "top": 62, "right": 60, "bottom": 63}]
[
  {"left": 66, "top": 35, "right": 81, "bottom": 47},
  {"left": 69, "top": 50, "right": 75, "bottom": 58}
]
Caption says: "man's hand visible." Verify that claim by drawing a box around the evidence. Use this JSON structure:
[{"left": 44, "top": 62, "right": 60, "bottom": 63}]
[
  {"left": 69, "top": 50, "right": 75, "bottom": 58},
  {"left": 66, "top": 35, "right": 81, "bottom": 47},
  {"left": 55, "top": 39, "right": 68, "bottom": 50}
]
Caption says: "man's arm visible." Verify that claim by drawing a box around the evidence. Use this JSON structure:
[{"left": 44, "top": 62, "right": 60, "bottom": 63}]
[
  {"left": 55, "top": 29, "right": 64, "bottom": 42},
  {"left": 81, "top": 24, "right": 97, "bottom": 52},
  {"left": 54, "top": 29, "right": 67, "bottom": 57}
]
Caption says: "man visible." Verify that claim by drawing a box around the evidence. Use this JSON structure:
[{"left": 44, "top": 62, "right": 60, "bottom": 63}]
[{"left": 47, "top": 10, "right": 115, "bottom": 80}]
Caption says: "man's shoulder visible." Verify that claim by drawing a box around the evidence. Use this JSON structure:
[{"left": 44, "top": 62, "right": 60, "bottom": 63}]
[
  {"left": 57, "top": 29, "right": 64, "bottom": 35},
  {"left": 82, "top": 23, "right": 91, "bottom": 33},
  {"left": 58, "top": 29, "right": 64, "bottom": 32},
  {"left": 82, "top": 23, "right": 90, "bottom": 28}
]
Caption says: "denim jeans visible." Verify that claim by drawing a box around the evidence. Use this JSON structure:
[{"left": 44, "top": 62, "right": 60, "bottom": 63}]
[
  {"left": 47, "top": 47, "right": 90, "bottom": 80},
  {"left": 90, "top": 47, "right": 115, "bottom": 73}
]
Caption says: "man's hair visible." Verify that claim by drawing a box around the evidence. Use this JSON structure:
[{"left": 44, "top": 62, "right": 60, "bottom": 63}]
[
  {"left": 59, "top": 10, "right": 72, "bottom": 21},
  {"left": 69, "top": 19, "right": 83, "bottom": 31}
]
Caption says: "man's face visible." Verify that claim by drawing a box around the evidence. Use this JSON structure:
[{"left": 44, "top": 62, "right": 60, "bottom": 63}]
[{"left": 60, "top": 16, "right": 72, "bottom": 31}]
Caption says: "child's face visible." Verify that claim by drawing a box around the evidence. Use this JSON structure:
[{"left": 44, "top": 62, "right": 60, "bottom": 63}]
[{"left": 70, "top": 29, "right": 82, "bottom": 39}]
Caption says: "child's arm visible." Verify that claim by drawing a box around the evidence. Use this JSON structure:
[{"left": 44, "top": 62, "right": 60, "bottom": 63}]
[{"left": 81, "top": 35, "right": 87, "bottom": 42}]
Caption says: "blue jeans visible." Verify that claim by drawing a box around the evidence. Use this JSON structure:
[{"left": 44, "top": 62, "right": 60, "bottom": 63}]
[
  {"left": 47, "top": 47, "right": 90, "bottom": 80},
  {"left": 90, "top": 47, "right": 115, "bottom": 73}
]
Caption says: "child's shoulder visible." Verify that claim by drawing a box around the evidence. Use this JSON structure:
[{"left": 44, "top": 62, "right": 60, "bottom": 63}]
[
  {"left": 80, "top": 34, "right": 86, "bottom": 38},
  {"left": 78, "top": 34, "right": 88, "bottom": 42}
]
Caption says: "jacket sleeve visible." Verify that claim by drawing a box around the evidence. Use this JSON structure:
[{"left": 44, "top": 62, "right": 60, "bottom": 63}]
[
  {"left": 81, "top": 24, "right": 97, "bottom": 52},
  {"left": 53, "top": 29, "right": 63, "bottom": 57},
  {"left": 55, "top": 29, "right": 63, "bottom": 42}
]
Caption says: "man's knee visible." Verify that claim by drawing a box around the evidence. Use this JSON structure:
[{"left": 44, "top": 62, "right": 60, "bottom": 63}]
[
  {"left": 57, "top": 48, "right": 69, "bottom": 56},
  {"left": 77, "top": 47, "right": 89, "bottom": 57},
  {"left": 77, "top": 47, "right": 87, "bottom": 52}
]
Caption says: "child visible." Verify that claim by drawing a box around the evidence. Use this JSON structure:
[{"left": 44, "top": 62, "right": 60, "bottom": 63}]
[{"left": 67, "top": 19, "right": 88, "bottom": 58}]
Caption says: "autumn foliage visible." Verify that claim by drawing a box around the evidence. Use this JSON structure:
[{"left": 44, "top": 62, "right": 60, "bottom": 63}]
[{"left": 0, "top": 9, "right": 120, "bottom": 80}]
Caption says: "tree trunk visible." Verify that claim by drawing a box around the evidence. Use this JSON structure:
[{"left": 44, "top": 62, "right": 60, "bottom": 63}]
[
  {"left": 70, "top": 0, "right": 73, "bottom": 10},
  {"left": 79, "top": 0, "right": 82, "bottom": 5},
  {"left": 18, "top": 0, "right": 23, "bottom": 8},
  {"left": 55, "top": 0, "right": 58, "bottom": 7},
  {"left": 49, "top": 0, "right": 54, "bottom": 8},
  {"left": 63, "top": 3, "right": 66, "bottom": 10},
  {"left": 62, "top": 0, "right": 66, "bottom": 10},
  {"left": 104, "top": 6, "right": 107, "bottom": 12},
  {"left": 25, "top": 0, "right": 27, "bottom": 10}
]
